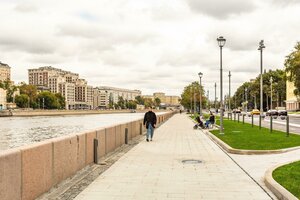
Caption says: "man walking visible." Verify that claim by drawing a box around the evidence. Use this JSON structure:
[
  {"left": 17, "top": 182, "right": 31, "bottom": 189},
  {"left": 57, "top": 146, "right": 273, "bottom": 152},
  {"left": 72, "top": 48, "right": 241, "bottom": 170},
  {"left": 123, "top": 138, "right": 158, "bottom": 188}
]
[{"left": 143, "top": 107, "right": 157, "bottom": 142}]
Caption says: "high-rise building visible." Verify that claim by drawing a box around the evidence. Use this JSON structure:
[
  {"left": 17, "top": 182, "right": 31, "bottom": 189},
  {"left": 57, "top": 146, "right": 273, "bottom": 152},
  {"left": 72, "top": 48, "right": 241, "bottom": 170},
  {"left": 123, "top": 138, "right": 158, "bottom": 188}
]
[
  {"left": 0, "top": 62, "right": 11, "bottom": 82},
  {"left": 28, "top": 66, "right": 92, "bottom": 110},
  {"left": 93, "top": 86, "right": 141, "bottom": 109}
]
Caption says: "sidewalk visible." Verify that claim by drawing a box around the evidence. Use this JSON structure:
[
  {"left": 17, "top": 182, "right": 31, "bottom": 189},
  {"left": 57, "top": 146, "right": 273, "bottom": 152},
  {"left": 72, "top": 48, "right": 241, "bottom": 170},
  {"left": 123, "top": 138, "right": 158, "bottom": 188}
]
[{"left": 75, "top": 114, "right": 272, "bottom": 200}]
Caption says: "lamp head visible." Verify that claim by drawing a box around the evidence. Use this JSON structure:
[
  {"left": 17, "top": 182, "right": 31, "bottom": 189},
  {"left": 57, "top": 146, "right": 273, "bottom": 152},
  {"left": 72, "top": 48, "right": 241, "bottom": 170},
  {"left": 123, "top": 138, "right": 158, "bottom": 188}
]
[
  {"left": 258, "top": 40, "right": 265, "bottom": 50},
  {"left": 217, "top": 36, "right": 226, "bottom": 47},
  {"left": 198, "top": 72, "right": 203, "bottom": 78}
]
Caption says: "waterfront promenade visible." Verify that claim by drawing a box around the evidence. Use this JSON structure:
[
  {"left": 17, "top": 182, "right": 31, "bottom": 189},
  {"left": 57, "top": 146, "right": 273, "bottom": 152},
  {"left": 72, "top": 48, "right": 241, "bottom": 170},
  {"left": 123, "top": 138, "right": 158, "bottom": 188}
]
[{"left": 74, "top": 114, "right": 272, "bottom": 200}]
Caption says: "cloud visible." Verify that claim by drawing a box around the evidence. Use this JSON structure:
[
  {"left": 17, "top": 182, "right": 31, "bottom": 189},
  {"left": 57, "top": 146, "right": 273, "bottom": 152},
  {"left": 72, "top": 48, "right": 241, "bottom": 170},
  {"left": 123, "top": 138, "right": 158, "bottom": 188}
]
[
  {"left": 0, "top": 34, "right": 55, "bottom": 54},
  {"left": 14, "top": 3, "right": 37, "bottom": 13},
  {"left": 186, "top": 0, "right": 257, "bottom": 19}
]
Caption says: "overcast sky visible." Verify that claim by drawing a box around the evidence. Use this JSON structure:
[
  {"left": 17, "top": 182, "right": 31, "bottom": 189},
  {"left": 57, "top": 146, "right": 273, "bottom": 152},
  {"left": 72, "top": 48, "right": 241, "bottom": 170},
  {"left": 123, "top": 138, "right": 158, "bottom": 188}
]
[{"left": 0, "top": 0, "right": 299, "bottom": 99}]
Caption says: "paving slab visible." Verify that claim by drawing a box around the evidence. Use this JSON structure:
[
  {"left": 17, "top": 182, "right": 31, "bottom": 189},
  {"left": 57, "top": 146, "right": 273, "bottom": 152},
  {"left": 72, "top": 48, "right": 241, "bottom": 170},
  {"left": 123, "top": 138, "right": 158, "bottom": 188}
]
[{"left": 75, "top": 114, "right": 271, "bottom": 200}]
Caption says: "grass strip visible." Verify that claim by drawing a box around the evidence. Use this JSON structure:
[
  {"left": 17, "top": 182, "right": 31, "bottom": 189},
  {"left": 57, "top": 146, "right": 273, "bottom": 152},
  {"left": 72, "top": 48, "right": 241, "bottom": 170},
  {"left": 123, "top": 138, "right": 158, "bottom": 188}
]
[
  {"left": 210, "top": 118, "right": 300, "bottom": 150},
  {"left": 273, "top": 161, "right": 300, "bottom": 198}
]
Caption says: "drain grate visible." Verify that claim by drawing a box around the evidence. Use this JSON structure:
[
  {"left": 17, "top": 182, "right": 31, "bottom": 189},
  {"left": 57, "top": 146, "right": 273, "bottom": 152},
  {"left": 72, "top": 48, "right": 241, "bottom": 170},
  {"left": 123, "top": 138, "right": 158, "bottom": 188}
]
[{"left": 182, "top": 159, "right": 202, "bottom": 164}]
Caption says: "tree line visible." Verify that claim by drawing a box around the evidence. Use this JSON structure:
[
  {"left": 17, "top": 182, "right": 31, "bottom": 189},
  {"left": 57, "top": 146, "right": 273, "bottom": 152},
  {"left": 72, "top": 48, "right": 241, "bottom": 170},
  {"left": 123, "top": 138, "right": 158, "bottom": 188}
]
[{"left": 180, "top": 41, "right": 300, "bottom": 111}]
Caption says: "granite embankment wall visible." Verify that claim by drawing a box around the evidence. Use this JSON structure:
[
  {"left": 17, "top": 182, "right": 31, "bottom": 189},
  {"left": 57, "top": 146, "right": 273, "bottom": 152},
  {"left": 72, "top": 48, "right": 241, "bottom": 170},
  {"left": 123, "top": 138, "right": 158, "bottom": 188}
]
[{"left": 0, "top": 112, "right": 175, "bottom": 200}]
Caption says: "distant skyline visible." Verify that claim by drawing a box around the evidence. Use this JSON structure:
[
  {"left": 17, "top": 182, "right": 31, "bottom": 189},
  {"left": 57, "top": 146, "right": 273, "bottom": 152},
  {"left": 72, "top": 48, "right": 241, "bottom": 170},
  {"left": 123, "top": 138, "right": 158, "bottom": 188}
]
[{"left": 0, "top": 0, "right": 299, "bottom": 98}]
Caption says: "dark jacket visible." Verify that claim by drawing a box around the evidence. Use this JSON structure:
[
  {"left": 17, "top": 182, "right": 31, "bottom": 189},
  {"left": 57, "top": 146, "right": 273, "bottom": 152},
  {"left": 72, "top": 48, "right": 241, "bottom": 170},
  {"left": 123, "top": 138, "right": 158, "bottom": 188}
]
[
  {"left": 209, "top": 115, "right": 215, "bottom": 124},
  {"left": 143, "top": 111, "right": 157, "bottom": 128}
]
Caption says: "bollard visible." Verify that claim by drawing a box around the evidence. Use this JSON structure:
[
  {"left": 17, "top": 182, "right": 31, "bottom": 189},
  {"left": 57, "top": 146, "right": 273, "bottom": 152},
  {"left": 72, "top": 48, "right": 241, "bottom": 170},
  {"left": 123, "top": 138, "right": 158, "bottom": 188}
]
[
  {"left": 140, "top": 123, "right": 142, "bottom": 135},
  {"left": 251, "top": 115, "right": 254, "bottom": 127},
  {"left": 93, "top": 139, "right": 98, "bottom": 164},
  {"left": 125, "top": 128, "right": 128, "bottom": 144},
  {"left": 259, "top": 115, "right": 261, "bottom": 130},
  {"left": 286, "top": 116, "right": 289, "bottom": 137},
  {"left": 270, "top": 116, "right": 273, "bottom": 133},
  {"left": 242, "top": 114, "right": 245, "bottom": 124}
]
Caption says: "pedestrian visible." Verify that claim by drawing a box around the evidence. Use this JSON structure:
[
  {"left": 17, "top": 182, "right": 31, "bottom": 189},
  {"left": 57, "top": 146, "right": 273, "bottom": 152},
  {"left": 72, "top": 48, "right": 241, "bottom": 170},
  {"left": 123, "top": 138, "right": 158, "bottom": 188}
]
[{"left": 143, "top": 107, "right": 157, "bottom": 142}]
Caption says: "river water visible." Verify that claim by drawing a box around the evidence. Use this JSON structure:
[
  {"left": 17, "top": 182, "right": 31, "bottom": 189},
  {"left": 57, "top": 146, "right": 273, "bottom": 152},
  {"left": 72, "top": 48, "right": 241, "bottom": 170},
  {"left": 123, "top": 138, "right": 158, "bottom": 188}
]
[{"left": 0, "top": 112, "right": 163, "bottom": 151}]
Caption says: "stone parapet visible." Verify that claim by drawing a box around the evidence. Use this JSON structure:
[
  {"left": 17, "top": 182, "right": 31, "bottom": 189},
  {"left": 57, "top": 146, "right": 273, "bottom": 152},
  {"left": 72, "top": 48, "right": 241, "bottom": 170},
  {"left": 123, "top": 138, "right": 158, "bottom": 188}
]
[{"left": 0, "top": 111, "right": 176, "bottom": 200}]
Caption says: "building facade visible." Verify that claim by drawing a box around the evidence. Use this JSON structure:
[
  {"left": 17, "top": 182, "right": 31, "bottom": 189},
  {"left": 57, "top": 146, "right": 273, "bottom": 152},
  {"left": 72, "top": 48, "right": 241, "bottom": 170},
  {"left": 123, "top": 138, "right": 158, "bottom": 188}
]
[
  {"left": 28, "top": 66, "right": 92, "bottom": 110},
  {"left": 93, "top": 86, "right": 141, "bottom": 109},
  {"left": 0, "top": 62, "right": 11, "bottom": 82},
  {"left": 145, "top": 92, "right": 180, "bottom": 106},
  {"left": 0, "top": 88, "right": 7, "bottom": 110},
  {"left": 286, "top": 80, "right": 299, "bottom": 111}
]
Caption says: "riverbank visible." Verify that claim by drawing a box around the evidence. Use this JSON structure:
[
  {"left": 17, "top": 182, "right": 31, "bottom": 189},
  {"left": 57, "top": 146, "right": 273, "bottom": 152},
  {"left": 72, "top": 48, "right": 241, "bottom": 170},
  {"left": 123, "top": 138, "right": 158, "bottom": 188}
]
[{"left": 2, "top": 109, "right": 162, "bottom": 117}]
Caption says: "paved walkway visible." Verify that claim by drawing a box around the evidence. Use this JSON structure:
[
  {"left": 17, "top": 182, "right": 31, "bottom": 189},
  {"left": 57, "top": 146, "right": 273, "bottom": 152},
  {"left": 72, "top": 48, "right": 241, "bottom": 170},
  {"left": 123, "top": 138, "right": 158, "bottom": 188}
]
[{"left": 75, "top": 114, "right": 272, "bottom": 200}]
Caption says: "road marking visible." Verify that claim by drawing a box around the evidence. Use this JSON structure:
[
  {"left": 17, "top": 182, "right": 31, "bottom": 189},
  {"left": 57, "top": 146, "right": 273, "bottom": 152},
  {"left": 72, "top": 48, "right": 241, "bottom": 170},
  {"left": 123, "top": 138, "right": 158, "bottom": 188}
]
[{"left": 264, "top": 119, "right": 300, "bottom": 128}]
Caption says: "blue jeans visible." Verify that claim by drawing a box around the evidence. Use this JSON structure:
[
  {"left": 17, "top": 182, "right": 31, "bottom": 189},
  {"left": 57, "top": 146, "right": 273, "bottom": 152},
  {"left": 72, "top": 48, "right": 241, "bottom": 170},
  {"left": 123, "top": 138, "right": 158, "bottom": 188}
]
[{"left": 147, "top": 124, "right": 154, "bottom": 139}]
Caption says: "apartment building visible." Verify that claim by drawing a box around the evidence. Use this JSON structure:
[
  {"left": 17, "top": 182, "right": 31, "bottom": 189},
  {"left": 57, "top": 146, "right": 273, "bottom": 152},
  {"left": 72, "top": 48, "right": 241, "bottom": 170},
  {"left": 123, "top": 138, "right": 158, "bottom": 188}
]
[
  {"left": 144, "top": 92, "right": 180, "bottom": 106},
  {"left": 0, "top": 88, "right": 7, "bottom": 110},
  {"left": 93, "top": 86, "right": 141, "bottom": 109},
  {"left": 28, "top": 66, "right": 92, "bottom": 109},
  {"left": 286, "top": 80, "right": 299, "bottom": 111},
  {"left": 0, "top": 62, "right": 11, "bottom": 82},
  {"left": 74, "top": 79, "right": 93, "bottom": 109}
]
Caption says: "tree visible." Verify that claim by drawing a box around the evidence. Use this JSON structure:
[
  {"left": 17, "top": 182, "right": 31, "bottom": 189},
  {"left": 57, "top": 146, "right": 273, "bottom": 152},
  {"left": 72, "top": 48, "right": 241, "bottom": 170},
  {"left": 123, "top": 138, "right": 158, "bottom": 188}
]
[
  {"left": 19, "top": 84, "right": 38, "bottom": 107},
  {"left": 37, "top": 91, "right": 60, "bottom": 109},
  {"left": 285, "top": 42, "right": 300, "bottom": 97},
  {"left": 135, "top": 96, "right": 144, "bottom": 105},
  {"left": 180, "top": 81, "right": 206, "bottom": 111},
  {"left": 117, "top": 96, "right": 125, "bottom": 109},
  {"left": 15, "top": 94, "right": 30, "bottom": 108},
  {"left": 127, "top": 100, "right": 137, "bottom": 109},
  {"left": 232, "top": 69, "right": 286, "bottom": 111},
  {"left": 154, "top": 97, "right": 161, "bottom": 107},
  {"left": 144, "top": 98, "right": 154, "bottom": 108},
  {"left": 55, "top": 93, "right": 65, "bottom": 109}
]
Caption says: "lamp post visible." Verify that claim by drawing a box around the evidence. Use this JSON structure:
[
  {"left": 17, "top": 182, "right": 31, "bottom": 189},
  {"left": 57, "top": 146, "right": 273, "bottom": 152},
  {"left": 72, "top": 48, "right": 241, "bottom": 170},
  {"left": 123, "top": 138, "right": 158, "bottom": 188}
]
[
  {"left": 245, "top": 87, "right": 248, "bottom": 112},
  {"left": 270, "top": 76, "right": 273, "bottom": 110},
  {"left": 214, "top": 82, "right": 217, "bottom": 109},
  {"left": 207, "top": 90, "right": 210, "bottom": 109},
  {"left": 193, "top": 87, "right": 196, "bottom": 116},
  {"left": 198, "top": 72, "right": 203, "bottom": 116},
  {"left": 258, "top": 40, "right": 265, "bottom": 115},
  {"left": 217, "top": 36, "right": 226, "bottom": 134},
  {"left": 228, "top": 71, "right": 231, "bottom": 112},
  {"left": 190, "top": 87, "right": 192, "bottom": 114}
]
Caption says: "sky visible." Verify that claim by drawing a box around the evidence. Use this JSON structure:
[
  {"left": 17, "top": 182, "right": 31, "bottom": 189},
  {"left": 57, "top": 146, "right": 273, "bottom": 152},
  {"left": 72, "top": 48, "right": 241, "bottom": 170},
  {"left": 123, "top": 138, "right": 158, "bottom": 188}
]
[{"left": 0, "top": 0, "right": 299, "bottom": 99}]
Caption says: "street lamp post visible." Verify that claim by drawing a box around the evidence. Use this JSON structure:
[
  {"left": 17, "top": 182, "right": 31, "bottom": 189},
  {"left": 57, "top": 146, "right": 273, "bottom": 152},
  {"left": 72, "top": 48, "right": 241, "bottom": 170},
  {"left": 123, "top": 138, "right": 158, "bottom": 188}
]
[
  {"left": 190, "top": 87, "right": 192, "bottom": 114},
  {"left": 258, "top": 40, "right": 265, "bottom": 114},
  {"left": 214, "top": 82, "right": 217, "bottom": 109},
  {"left": 258, "top": 40, "right": 265, "bottom": 129},
  {"left": 217, "top": 36, "right": 226, "bottom": 134},
  {"left": 245, "top": 87, "right": 248, "bottom": 112},
  {"left": 270, "top": 76, "right": 273, "bottom": 110},
  {"left": 228, "top": 71, "right": 231, "bottom": 112},
  {"left": 207, "top": 90, "right": 209, "bottom": 109},
  {"left": 198, "top": 72, "right": 203, "bottom": 116}
]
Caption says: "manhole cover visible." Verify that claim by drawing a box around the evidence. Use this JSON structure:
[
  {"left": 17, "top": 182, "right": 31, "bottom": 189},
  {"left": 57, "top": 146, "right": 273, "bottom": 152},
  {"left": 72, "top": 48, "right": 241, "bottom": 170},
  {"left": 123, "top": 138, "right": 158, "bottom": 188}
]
[{"left": 182, "top": 159, "right": 202, "bottom": 164}]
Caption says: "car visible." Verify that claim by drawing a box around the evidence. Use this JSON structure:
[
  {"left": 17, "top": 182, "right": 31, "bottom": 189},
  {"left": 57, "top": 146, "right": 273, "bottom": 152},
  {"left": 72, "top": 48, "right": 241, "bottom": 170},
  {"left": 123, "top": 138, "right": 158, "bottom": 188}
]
[
  {"left": 250, "top": 109, "right": 260, "bottom": 115},
  {"left": 266, "top": 109, "right": 278, "bottom": 116},
  {"left": 278, "top": 110, "right": 287, "bottom": 116},
  {"left": 232, "top": 109, "right": 241, "bottom": 113}
]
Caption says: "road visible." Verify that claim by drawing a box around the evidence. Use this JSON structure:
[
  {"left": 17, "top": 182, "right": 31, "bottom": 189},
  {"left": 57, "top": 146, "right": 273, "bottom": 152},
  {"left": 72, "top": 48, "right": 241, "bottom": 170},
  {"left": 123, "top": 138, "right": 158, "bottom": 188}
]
[{"left": 229, "top": 113, "right": 300, "bottom": 134}]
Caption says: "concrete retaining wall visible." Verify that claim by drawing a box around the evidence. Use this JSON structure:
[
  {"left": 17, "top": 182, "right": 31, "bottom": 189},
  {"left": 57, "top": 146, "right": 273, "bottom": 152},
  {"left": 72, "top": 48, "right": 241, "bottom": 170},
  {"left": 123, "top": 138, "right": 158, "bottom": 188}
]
[{"left": 0, "top": 111, "right": 175, "bottom": 200}]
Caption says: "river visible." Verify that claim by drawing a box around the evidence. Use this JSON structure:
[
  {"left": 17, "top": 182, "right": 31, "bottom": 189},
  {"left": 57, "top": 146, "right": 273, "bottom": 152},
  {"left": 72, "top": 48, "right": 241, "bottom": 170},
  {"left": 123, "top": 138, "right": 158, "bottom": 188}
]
[{"left": 0, "top": 112, "right": 163, "bottom": 151}]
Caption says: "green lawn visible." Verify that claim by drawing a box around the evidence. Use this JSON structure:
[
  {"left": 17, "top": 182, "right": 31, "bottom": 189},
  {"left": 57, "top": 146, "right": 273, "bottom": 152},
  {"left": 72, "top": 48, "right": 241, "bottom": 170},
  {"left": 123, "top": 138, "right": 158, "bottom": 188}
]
[
  {"left": 210, "top": 119, "right": 300, "bottom": 150},
  {"left": 273, "top": 161, "right": 300, "bottom": 198}
]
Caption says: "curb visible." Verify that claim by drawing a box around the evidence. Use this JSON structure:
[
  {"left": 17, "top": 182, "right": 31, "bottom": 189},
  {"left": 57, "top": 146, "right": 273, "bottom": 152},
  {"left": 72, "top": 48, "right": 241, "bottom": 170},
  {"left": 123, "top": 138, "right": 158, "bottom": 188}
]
[
  {"left": 203, "top": 130, "right": 300, "bottom": 155},
  {"left": 264, "top": 161, "right": 299, "bottom": 200}
]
